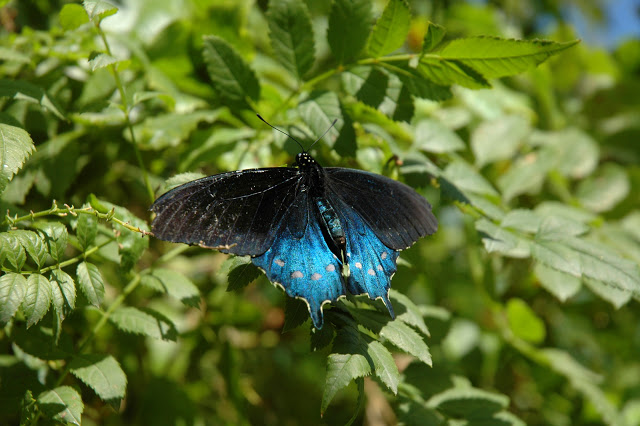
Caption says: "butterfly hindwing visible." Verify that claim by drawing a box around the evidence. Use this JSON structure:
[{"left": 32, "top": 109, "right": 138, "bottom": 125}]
[
  {"left": 251, "top": 192, "right": 345, "bottom": 329},
  {"left": 151, "top": 168, "right": 301, "bottom": 255},
  {"left": 325, "top": 168, "right": 438, "bottom": 249}
]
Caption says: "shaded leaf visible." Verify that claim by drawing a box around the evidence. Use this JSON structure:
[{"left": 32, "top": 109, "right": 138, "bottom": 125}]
[
  {"left": 22, "top": 274, "right": 52, "bottom": 327},
  {"left": 267, "top": 0, "right": 315, "bottom": 79},
  {"left": 221, "top": 256, "right": 262, "bottom": 292},
  {"left": 77, "top": 211, "right": 98, "bottom": 250},
  {"left": 33, "top": 222, "right": 68, "bottom": 264},
  {"left": 418, "top": 56, "right": 489, "bottom": 89},
  {"left": 506, "top": 298, "right": 546, "bottom": 344},
  {"left": 109, "top": 306, "right": 178, "bottom": 341},
  {"left": 141, "top": 268, "right": 200, "bottom": 307},
  {"left": 0, "top": 272, "right": 27, "bottom": 323},
  {"left": 0, "top": 233, "right": 27, "bottom": 271},
  {"left": 282, "top": 296, "right": 309, "bottom": 332},
  {"left": 0, "top": 80, "right": 65, "bottom": 119},
  {"left": 12, "top": 230, "right": 47, "bottom": 269},
  {"left": 299, "top": 91, "right": 356, "bottom": 155},
  {"left": 202, "top": 35, "right": 260, "bottom": 102},
  {"left": 49, "top": 268, "right": 76, "bottom": 320},
  {"left": 327, "top": 0, "right": 372, "bottom": 64},
  {"left": 427, "top": 387, "right": 509, "bottom": 419},
  {"left": 576, "top": 163, "right": 630, "bottom": 213},
  {"left": 69, "top": 354, "right": 127, "bottom": 401},
  {"left": 422, "top": 21, "right": 446, "bottom": 52},
  {"left": 37, "top": 386, "right": 83, "bottom": 426}
]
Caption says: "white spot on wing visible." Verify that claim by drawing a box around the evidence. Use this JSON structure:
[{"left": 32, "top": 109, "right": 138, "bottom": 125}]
[
  {"left": 377, "top": 265, "right": 383, "bottom": 271},
  {"left": 311, "top": 273, "right": 322, "bottom": 281},
  {"left": 325, "top": 264, "right": 336, "bottom": 272},
  {"left": 368, "top": 269, "right": 375, "bottom": 276},
  {"left": 275, "top": 259, "right": 285, "bottom": 267},
  {"left": 291, "top": 271, "right": 303, "bottom": 278},
  {"left": 381, "top": 252, "right": 388, "bottom": 260},
  {"left": 355, "top": 262, "right": 362, "bottom": 269}
]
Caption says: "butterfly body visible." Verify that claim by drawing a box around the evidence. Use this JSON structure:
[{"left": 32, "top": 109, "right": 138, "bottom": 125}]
[{"left": 151, "top": 151, "right": 437, "bottom": 328}]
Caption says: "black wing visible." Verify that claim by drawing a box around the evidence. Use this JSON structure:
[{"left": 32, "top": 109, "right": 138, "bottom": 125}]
[
  {"left": 325, "top": 168, "right": 437, "bottom": 250},
  {"left": 150, "top": 168, "right": 302, "bottom": 256}
]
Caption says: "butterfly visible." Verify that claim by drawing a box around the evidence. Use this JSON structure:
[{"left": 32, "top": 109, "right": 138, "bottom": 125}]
[{"left": 150, "top": 115, "right": 438, "bottom": 329}]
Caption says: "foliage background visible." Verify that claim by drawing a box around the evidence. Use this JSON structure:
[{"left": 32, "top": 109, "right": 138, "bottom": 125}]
[{"left": 1, "top": 0, "right": 639, "bottom": 425}]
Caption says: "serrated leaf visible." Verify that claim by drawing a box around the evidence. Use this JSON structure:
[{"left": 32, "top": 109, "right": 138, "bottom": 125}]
[
  {"left": 576, "top": 163, "right": 630, "bottom": 213},
  {"left": 414, "top": 119, "right": 465, "bottom": 154},
  {"left": 387, "top": 63, "right": 452, "bottom": 101},
  {"left": 0, "top": 232, "right": 27, "bottom": 271},
  {"left": 267, "top": 0, "right": 315, "bottom": 79},
  {"left": 506, "top": 298, "right": 545, "bottom": 344},
  {"left": 583, "top": 276, "right": 631, "bottom": 307},
  {"left": 109, "top": 306, "right": 177, "bottom": 341},
  {"left": 311, "top": 322, "right": 335, "bottom": 351},
  {"left": 438, "top": 37, "right": 579, "bottom": 79},
  {"left": 22, "top": 274, "right": 51, "bottom": 327},
  {"left": 49, "top": 269, "right": 76, "bottom": 320},
  {"left": 221, "top": 256, "right": 262, "bottom": 292},
  {"left": 367, "top": 339, "right": 399, "bottom": 393},
  {"left": 141, "top": 268, "right": 200, "bottom": 307},
  {"left": 77, "top": 212, "right": 98, "bottom": 250},
  {"left": 367, "top": 0, "right": 411, "bottom": 57},
  {"left": 0, "top": 123, "right": 35, "bottom": 194},
  {"left": 202, "top": 35, "right": 260, "bottom": 102},
  {"left": 382, "top": 320, "right": 432, "bottom": 365},
  {"left": 534, "top": 262, "right": 581, "bottom": 302},
  {"left": 475, "top": 219, "right": 530, "bottom": 258},
  {"left": 0, "top": 80, "right": 65, "bottom": 119},
  {"left": 418, "top": 56, "right": 489, "bottom": 89},
  {"left": 12, "top": 230, "right": 47, "bottom": 269},
  {"left": 83, "top": 0, "right": 118, "bottom": 21},
  {"left": 282, "top": 296, "right": 309, "bottom": 332},
  {"left": 299, "top": 91, "right": 355, "bottom": 155},
  {"left": 427, "top": 387, "right": 509, "bottom": 419},
  {"left": 33, "top": 222, "right": 68, "bottom": 264},
  {"left": 88, "top": 53, "right": 118, "bottom": 71},
  {"left": 327, "top": 0, "right": 372, "bottom": 64},
  {"left": 76, "top": 262, "right": 105, "bottom": 306},
  {"left": 422, "top": 21, "right": 446, "bottom": 52},
  {"left": 69, "top": 354, "right": 127, "bottom": 401},
  {"left": 37, "top": 386, "right": 83, "bottom": 426},
  {"left": 20, "top": 389, "right": 37, "bottom": 425},
  {"left": 471, "top": 115, "right": 530, "bottom": 167},
  {"left": 96, "top": 199, "right": 149, "bottom": 270},
  {"left": 0, "top": 272, "right": 27, "bottom": 323},
  {"left": 389, "top": 289, "right": 429, "bottom": 336},
  {"left": 60, "top": 3, "right": 90, "bottom": 30}
]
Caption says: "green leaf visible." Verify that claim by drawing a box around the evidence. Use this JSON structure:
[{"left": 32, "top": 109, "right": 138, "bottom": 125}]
[
  {"left": 387, "top": 63, "right": 452, "bottom": 101},
  {"left": 389, "top": 290, "right": 430, "bottom": 336},
  {"left": 506, "top": 298, "right": 546, "bottom": 344},
  {"left": 327, "top": 0, "right": 373, "bottom": 64},
  {"left": 20, "top": 390, "right": 37, "bottom": 425},
  {"left": 583, "top": 276, "right": 631, "bottom": 307},
  {"left": 299, "top": 91, "right": 356, "bottom": 155},
  {"left": 22, "top": 274, "right": 52, "bottom": 327},
  {"left": 88, "top": 53, "right": 118, "bottom": 71},
  {"left": 60, "top": 4, "right": 90, "bottom": 30},
  {"left": 0, "top": 272, "right": 27, "bottom": 323},
  {"left": 475, "top": 219, "right": 530, "bottom": 258},
  {"left": 109, "top": 306, "right": 178, "bottom": 341},
  {"left": 322, "top": 328, "right": 373, "bottom": 413},
  {"left": 497, "top": 148, "right": 555, "bottom": 201},
  {"left": 442, "top": 160, "right": 499, "bottom": 197},
  {"left": 534, "top": 262, "right": 581, "bottom": 302},
  {"left": 83, "top": 0, "right": 118, "bottom": 22},
  {"left": 49, "top": 268, "right": 76, "bottom": 320},
  {"left": 77, "top": 212, "right": 97, "bottom": 251},
  {"left": 576, "top": 163, "right": 630, "bottom": 213},
  {"left": 267, "top": 0, "right": 315, "bottom": 79},
  {"left": 282, "top": 297, "right": 309, "bottom": 332},
  {"left": 367, "top": 339, "right": 399, "bottom": 394},
  {"left": 0, "top": 123, "right": 35, "bottom": 194},
  {"left": 418, "top": 56, "right": 489, "bottom": 89},
  {"left": 221, "top": 256, "right": 262, "bottom": 292},
  {"left": 422, "top": 21, "right": 446, "bottom": 52},
  {"left": 131, "top": 111, "right": 217, "bottom": 150},
  {"left": 12, "top": 230, "right": 47, "bottom": 269},
  {"left": 530, "top": 128, "right": 598, "bottom": 179},
  {"left": 76, "top": 262, "right": 105, "bottom": 307},
  {"left": 202, "top": 35, "right": 260, "bottom": 102},
  {"left": 414, "top": 119, "right": 465, "bottom": 154},
  {"left": 311, "top": 322, "right": 335, "bottom": 351},
  {"left": 0, "top": 79, "right": 65, "bottom": 119},
  {"left": 37, "top": 386, "right": 83, "bottom": 426},
  {"left": 33, "top": 222, "right": 68, "bottom": 264},
  {"left": 69, "top": 354, "right": 127, "bottom": 401},
  {"left": 438, "top": 37, "right": 580, "bottom": 79},
  {"left": 0, "top": 233, "right": 26, "bottom": 271},
  {"left": 471, "top": 115, "right": 530, "bottom": 167},
  {"left": 367, "top": 0, "right": 411, "bottom": 57},
  {"left": 427, "top": 387, "right": 509, "bottom": 419},
  {"left": 141, "top": 268, "right": 200, "bottom": 307}
]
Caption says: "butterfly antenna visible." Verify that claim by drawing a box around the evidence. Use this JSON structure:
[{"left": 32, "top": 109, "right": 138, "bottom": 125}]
[
  {"left": 308, "top": 119, "right": 338, "bottom": 151},
  {"left": 257, "top": 114, "right": 305, "bottom": 152}
]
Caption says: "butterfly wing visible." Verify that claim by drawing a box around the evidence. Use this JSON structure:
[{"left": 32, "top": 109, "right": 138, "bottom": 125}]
[
  {"left": 251, "top": 190, "right": 345, "bottom": 329},
  {"left": 150, "top": 168, "right": 301, "bottom": 255},
  {"left": 325, "top": 168, "right": 438, "bottom": 249}
]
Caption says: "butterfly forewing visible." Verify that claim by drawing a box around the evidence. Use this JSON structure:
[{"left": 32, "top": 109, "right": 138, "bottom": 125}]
[
  {"left": 325, "top": 168, "right": 438, "bottom": 250},
  {"left": 151, "top": 168, "right": 301, "bottom": 255}
]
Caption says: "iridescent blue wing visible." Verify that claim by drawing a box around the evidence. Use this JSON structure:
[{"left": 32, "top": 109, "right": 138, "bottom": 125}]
[
  {"left": 150, "top": 168, "right": 301, "bottom": 255},
  {"left": 325, "top": 168, "right": 438, "bottom": 249},
  {"left": 325, "top": 168, "right": 438, "bottom": 317},
  {"left": 251, "top": 191, "right": 345, "bottom": 329}
]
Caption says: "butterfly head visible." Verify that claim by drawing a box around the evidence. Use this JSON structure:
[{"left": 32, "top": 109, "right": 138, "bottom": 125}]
[{"left": 296, "top": 152, "right": 317, "bottom": 170}]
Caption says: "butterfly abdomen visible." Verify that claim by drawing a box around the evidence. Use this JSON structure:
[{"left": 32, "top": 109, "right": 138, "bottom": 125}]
[{"left": 316, "top": 198, "right": 346, "bottom": 250}]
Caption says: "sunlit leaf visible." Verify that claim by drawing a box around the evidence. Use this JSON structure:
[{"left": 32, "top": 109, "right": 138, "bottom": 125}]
[
  {"left": 0, "top": 123, "right": 35, "bottom": 194},
  {"left": 327, "top": 0, "right": 372, "bottom": 64},
  {"left": 69, "top": 354, "right": 127, "bottom": 401},
  {"left": 367, "top": 0, "right": 411, "bottom": 57},
  {"left": 37, "top": 386, "right": 83, "bottom": 426}
]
